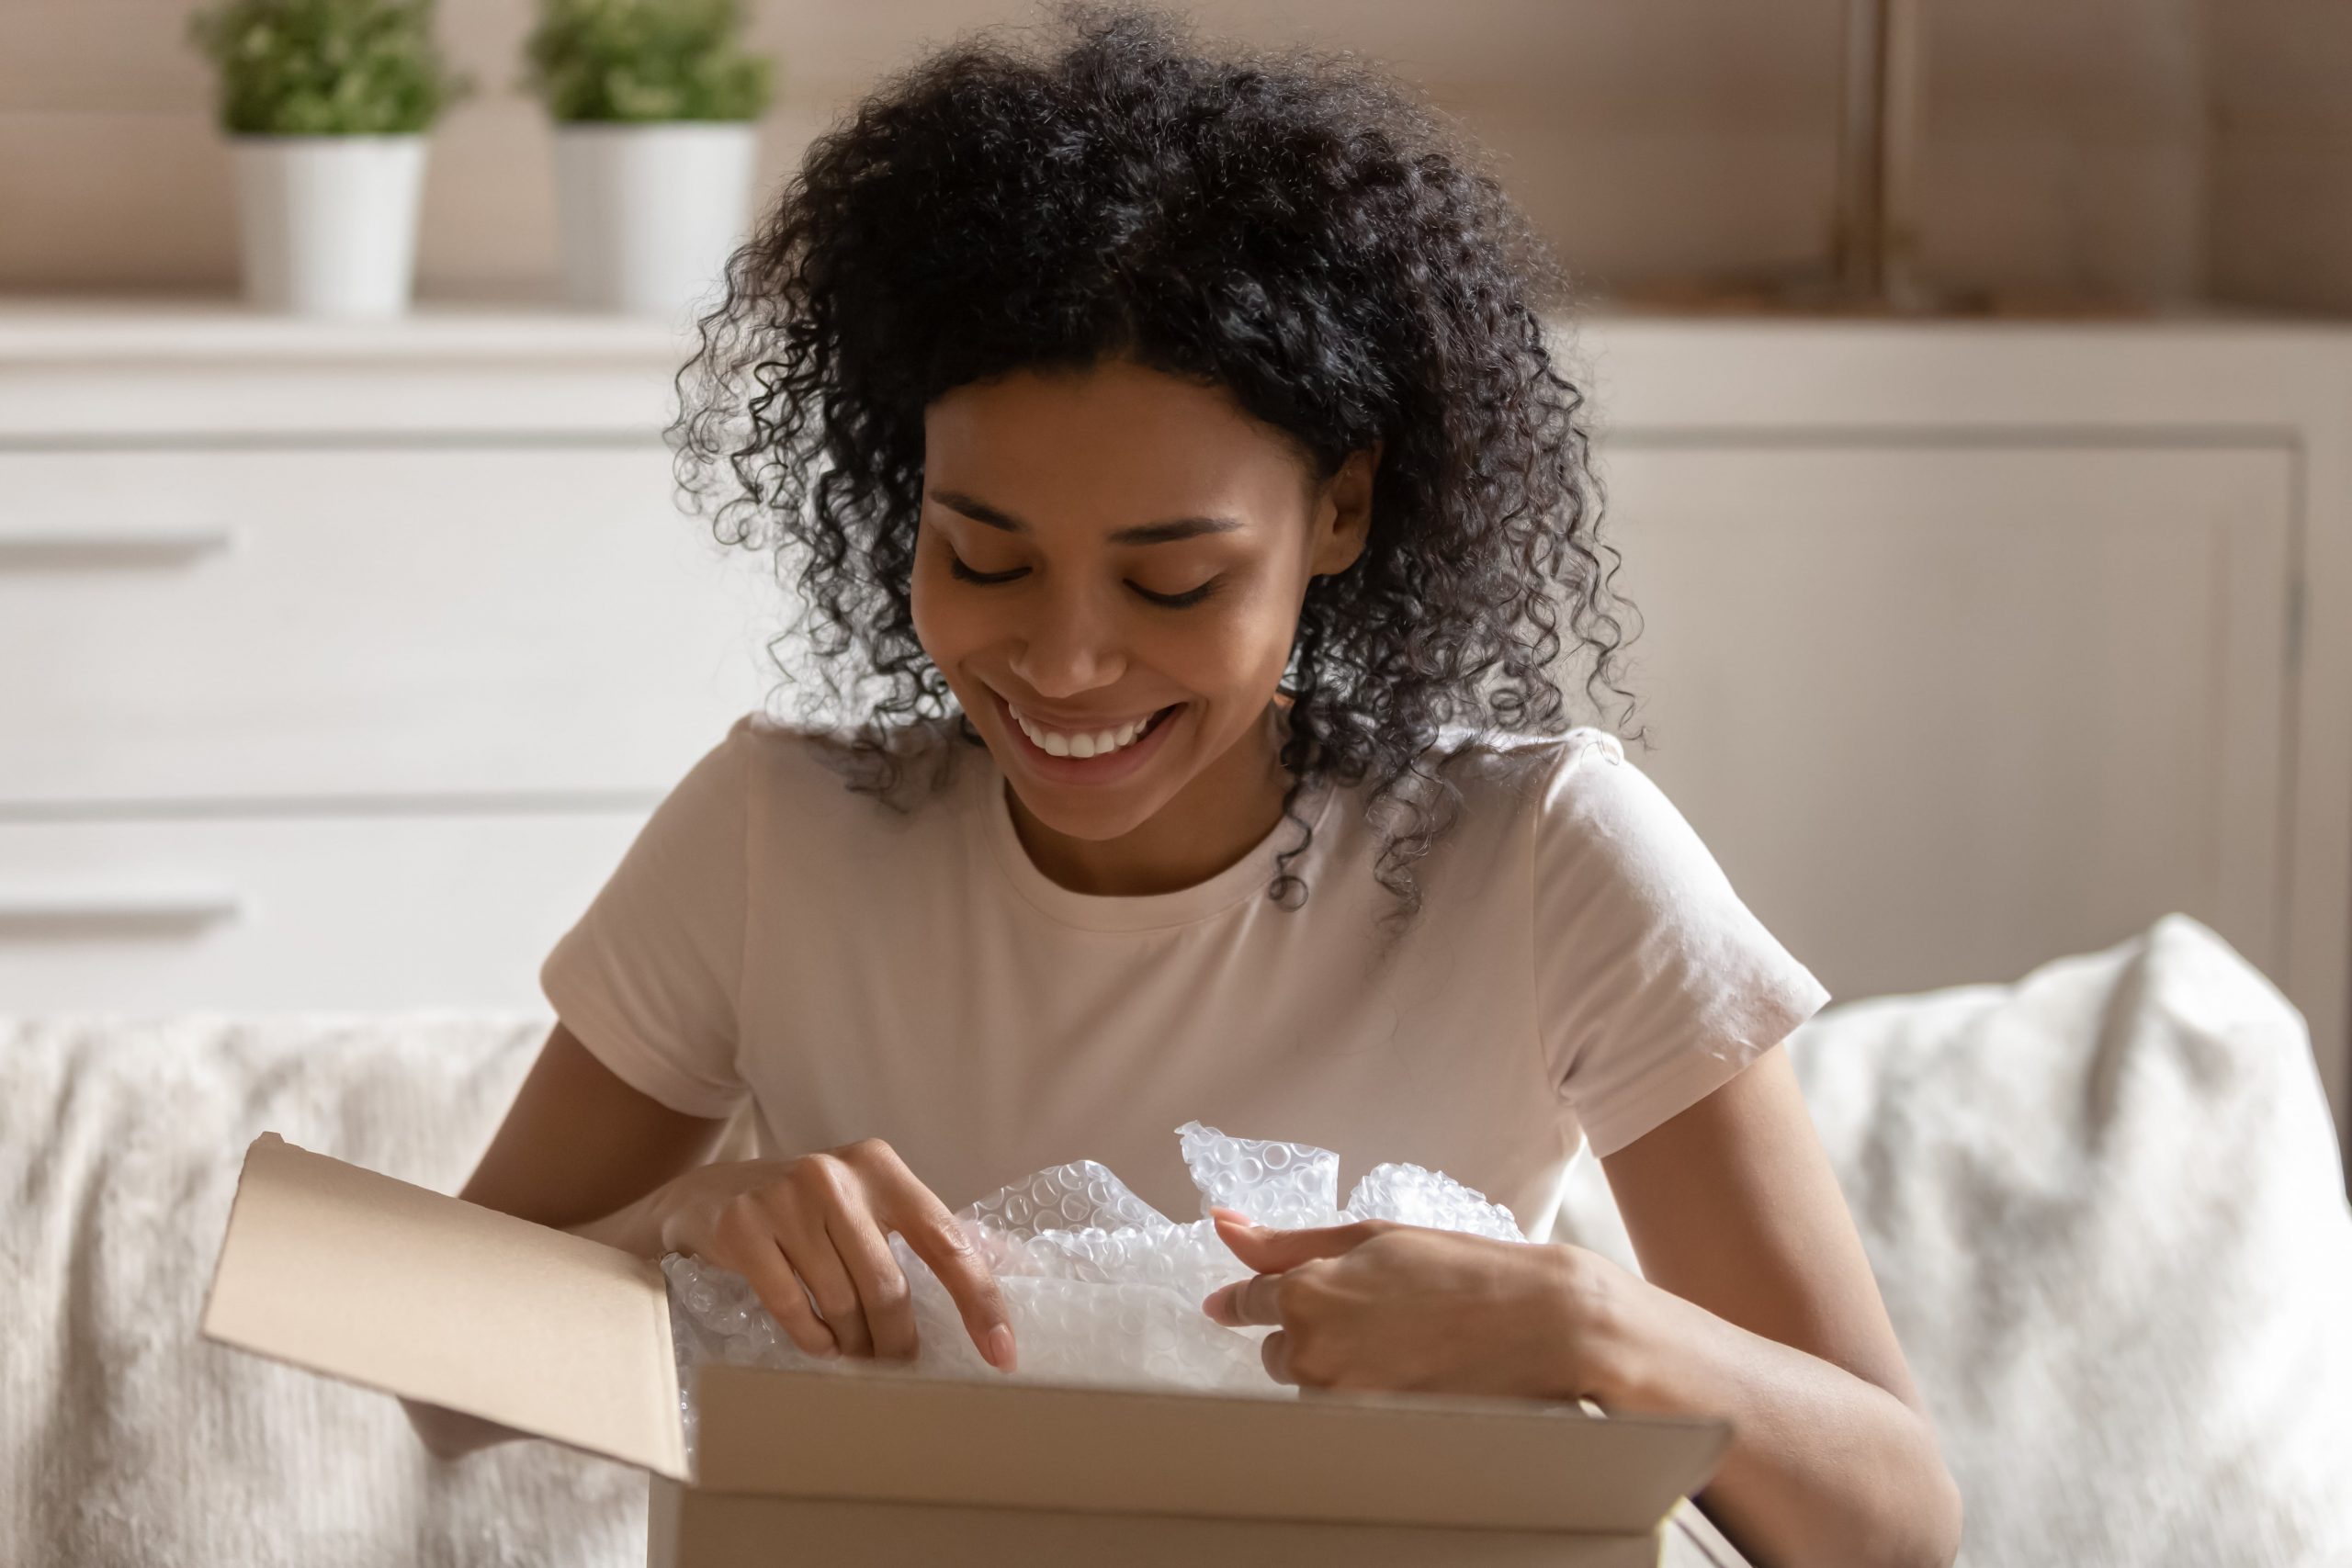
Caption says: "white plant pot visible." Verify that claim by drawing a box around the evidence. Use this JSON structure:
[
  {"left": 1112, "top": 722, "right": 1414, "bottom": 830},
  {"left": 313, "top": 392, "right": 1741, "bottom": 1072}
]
[
  {"left": 553, "top": 122, "right": 758, "bottom": 320},
  {"left": 232, "top": 136, "right": 427, "bottom": 319}
]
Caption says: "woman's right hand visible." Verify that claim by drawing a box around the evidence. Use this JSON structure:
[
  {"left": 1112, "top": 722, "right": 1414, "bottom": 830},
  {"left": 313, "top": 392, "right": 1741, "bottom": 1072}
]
[{"left": 652, "top": 1138, "right": 1017, "bottom": 1373}]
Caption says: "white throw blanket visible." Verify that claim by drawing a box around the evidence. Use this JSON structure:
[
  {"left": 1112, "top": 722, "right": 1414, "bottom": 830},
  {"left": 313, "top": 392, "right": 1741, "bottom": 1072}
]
[
  {"left": 6, "top": 916, "right": 2348, "bottom": 1566},
  {"left": 0, "top": 1013, "right": 643, "bottom": 1568},
  {"left": 1557, "top": 914, "right": 2352, "bottom": 1567}
]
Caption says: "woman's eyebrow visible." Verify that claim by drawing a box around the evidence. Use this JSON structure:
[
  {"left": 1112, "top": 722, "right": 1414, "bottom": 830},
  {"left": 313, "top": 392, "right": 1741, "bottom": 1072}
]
[
  {"left": 928, "top": 489, "right": 1243, "bottom": 545},
  {"left": 1111, "top": 515, "right": 1245, "bottom": 546},
  {"left": 927, "top": 490, "right": 1026, "bottom": 532}
]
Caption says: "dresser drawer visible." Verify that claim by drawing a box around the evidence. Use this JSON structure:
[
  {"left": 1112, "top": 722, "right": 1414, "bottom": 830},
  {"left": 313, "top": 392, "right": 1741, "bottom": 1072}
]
[
  {"left": 0, "top": 446, "right": 772, "bottom": 805},
  {"left": 0, "top": 811, "right": 647, "bottom": 1012}
]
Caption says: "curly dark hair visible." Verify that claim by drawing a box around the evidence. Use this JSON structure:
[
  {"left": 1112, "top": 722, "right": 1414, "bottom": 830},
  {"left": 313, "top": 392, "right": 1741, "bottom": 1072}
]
[{"left": 671, "top": 4, "right": 1632, "bottom": 921}]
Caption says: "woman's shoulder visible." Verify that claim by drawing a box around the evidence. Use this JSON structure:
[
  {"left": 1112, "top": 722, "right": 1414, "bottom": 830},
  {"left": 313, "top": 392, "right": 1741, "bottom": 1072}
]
[
  {"left": 1348, "top": 726, "right": 1652, "bottom": 904},
  {"left": 1445, "top": 725, "right": 1745, "bottom": 924},
  {"left": 1418, "top": 724, "right": 1713, "bottom": 896},
  {"left": 744, "top": 708, "right": 979, "bottom": 786},
  {"left": 708, "top": 708, "right": 981, "bottom": 818},
  {"left": 1425, "top": 723, "right": 1634, "bottom": 808}
]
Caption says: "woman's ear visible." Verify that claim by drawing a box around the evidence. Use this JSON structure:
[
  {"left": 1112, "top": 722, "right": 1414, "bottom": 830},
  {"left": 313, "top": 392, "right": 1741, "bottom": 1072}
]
[{"left": 1310, "top": 443, "right": 1381, "bottom": 577}]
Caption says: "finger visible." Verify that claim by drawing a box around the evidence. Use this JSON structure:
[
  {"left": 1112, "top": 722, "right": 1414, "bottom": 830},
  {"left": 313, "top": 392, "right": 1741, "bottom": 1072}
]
[
  {"left": 827, "top": 1207, "right": 919, "bottom": 1361},
  {"left": 731, "top": 1234, "right": 840, "bottom": 1359},
  {"left": 1260, "top": 1329, "right": 1295, "bottom": 1386},
  {"left": 877, "top": 1166, "right": 1016, "bottom": 1373},
  {"left": 1203, "top": 1272, "right": 1288, "bottom": 1328},
  {"left": 775, "top": 1214, "right": 873, "bottom": 1359},
  {"left": 1212, "top": 1211, "right": 1386, "bottom": 1273},
  {"left": 712, "top": 1199, "right": 838, "bottom": 1357}
]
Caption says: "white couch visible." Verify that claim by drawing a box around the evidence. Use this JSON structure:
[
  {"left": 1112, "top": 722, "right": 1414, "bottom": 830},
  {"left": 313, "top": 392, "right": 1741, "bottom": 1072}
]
[{"left": 6, "top": 916, "right": 2347, "bottom": 1566}]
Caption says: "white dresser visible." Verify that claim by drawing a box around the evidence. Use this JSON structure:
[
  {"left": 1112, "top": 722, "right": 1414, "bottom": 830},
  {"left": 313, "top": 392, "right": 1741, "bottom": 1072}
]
[
  {"left": 5, "top": 305, "right": 2348, "bottom": 1147},
  {"left": 1574, "top": 316, "right": 2352, "bottom": 1150},
  {"left": 0, "top": 304, "right": 772, "bottom": 1014}
]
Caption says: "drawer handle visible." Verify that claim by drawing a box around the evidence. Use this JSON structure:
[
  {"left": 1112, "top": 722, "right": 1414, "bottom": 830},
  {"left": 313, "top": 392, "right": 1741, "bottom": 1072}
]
[
  {"left": 0, "top": 528, "right": 238, "bottom": 570},
  {"left": 0, "top": 894, "right": 243, "bottom": 939}
]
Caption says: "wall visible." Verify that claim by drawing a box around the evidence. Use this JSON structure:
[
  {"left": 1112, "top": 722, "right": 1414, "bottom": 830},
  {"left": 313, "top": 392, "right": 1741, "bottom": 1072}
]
[
  {"left": 2207, "top": 0, "right": 2352, "bottom": 314},
  {"left": 1914, "top": 0, "right": 2204, "bottom": 308},
  {"left": 0, "top": 0, "right": 2334, "bottom": 313}
]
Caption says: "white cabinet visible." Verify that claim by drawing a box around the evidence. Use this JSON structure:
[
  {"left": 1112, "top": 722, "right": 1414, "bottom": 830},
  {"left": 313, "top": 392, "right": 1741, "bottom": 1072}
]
[
  {"left": 1579, "top": 318, "right": 2352, "bottom": 1146},
  {"left": 0, "top": 812, "right": 652, "bottom": 1013},
  {"left": 0, "top": 305, "right": 771, "bottom": 1012},
  {"left": 0, "top": 446, "right": 769, "bottom": 804},
  {"left": 1605, "top": 443, "right": 2293, "bottom": 1002}
]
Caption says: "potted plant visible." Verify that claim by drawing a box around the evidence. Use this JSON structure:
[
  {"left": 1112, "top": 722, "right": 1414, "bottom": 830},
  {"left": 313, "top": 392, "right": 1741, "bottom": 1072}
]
[
  {"left": 189, "top": 0, "right": 468, "bottom": 318},
  {"left": 525, "top": 0, "right": 775, "bottom": 319}
]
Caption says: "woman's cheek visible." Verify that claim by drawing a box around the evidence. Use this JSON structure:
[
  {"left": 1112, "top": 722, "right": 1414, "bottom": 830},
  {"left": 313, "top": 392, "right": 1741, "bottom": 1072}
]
[
  {"left": 1215, "top": 575, "right": 1304, "bottom": 676},
  {"left": 1154, "top": 597, "right": 1283, "bottom": 695},
  {"left": 908, "top": 563, "right": 978, "bottom": 668}
]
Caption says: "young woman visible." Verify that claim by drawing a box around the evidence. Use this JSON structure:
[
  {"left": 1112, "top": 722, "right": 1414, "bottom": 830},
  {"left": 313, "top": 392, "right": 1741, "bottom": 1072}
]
[{"left": 443, "top": 12, "right": 1959, "bottom": 1563}]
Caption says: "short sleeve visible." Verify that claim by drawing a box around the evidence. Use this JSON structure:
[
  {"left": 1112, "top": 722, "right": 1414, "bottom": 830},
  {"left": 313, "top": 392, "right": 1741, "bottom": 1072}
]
[
  {"left": 540, "top": 718, "right": 754, "bottom": 1119},
  {"left": 1532, "top": 730, "right": 1830, "bottom": 1158}
]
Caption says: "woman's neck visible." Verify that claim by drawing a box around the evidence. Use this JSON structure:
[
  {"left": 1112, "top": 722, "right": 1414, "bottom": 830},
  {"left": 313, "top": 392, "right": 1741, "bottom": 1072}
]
[{"left": 1004, "top": 699, "right": 1294, "bottom": 897}]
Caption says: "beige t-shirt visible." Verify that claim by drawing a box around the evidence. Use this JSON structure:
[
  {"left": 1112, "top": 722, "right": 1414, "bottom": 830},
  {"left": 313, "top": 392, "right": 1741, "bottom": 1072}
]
[{"left": 542, "top": 715, "right": 1828, "bottom": 1238}]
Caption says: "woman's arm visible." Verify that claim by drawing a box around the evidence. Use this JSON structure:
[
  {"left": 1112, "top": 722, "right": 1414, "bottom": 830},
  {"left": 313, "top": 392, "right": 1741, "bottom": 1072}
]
[
  {"left": 1204, "top": 1045, "right": 1961, "bottom": 1568},
  {"left": 458, "top": 1021, "right": 732, "bottom": 1236},
  {"left": 409, "top": 1022, "right": 1018, "bottom": 1461},
  {"left": 1596, "top": 1044, "right": 1960, "bottom": 1568}
]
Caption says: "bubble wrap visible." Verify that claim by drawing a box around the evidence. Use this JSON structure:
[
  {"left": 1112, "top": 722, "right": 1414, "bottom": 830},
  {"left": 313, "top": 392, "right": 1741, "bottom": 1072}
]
[{"left": 664, "top": 1122, "right": 1528, "bottom": 1453}]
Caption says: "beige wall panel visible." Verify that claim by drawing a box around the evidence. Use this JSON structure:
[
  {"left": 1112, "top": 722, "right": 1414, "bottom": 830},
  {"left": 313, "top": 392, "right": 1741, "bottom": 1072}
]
[
  {"left": 1912, "top": 0, "right": 2206, "bottom": 304},
  {"left": 1604, "top": 443, "right": 2294, "bottom": 1003},
  {"left": 0, "top": 112, "right": 238, "bottom": 290},
  {"left": 2207, "top": 0, "right": 2352, "bottom": 313},
  {"left": 2, "top": 0, "right": 2265, "bottom": 310}
]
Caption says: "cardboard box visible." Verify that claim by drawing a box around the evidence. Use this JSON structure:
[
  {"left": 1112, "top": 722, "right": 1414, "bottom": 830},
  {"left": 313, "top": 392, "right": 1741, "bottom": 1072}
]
[{"left": 203, "top": 1134, "right": 1747, "bottom": 1567}]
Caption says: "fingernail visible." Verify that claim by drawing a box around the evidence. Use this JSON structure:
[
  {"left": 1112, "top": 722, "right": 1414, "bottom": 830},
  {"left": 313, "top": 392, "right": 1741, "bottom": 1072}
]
[{"left": 987, "top": 1325, "right": 1018, "bottom": 1374}]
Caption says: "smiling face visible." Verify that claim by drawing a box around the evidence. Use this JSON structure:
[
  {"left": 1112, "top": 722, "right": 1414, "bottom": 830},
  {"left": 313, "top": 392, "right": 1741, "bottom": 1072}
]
[{"left": 911, "top": 360, "right": 1373, "bottom": 863}]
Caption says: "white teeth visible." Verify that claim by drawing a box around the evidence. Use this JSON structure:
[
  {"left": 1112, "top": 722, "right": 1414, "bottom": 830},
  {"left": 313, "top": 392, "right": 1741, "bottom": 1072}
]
[{"left": 1012, "top": 705, "right": 1160, "bottom": 760}]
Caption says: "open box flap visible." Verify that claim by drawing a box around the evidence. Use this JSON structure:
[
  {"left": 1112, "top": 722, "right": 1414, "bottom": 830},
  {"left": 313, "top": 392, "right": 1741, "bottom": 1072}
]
[
  {"left": 201, "top": 1134, "right": 687, "bottom": 1481},
  {"left": 692, "top": 1362, "right": 1729, "bottom": 1534}
]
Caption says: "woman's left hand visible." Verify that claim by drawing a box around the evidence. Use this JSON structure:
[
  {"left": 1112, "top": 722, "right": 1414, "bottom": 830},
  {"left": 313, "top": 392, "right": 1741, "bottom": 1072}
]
[{"left": 1201, "top": 1209, "right": 1634, "bottom": 1402}]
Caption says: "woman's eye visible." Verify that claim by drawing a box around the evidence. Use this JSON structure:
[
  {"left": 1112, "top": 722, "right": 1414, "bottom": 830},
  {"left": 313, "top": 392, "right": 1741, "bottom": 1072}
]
[
  {"left": 1131, "top": 579, "right": 1221, "bottom": 609},
  {"left": 947, "top": 552, "right": 1029, "bottom": 586}
]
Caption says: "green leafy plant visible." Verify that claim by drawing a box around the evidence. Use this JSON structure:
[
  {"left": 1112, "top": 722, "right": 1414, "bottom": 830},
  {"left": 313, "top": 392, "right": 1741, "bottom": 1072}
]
[
  {"left": 188, "top": 0, "right": 468, "bottom": 135},
  {"left": 525, "top": 0, "right": 775, "bottom": 123}
]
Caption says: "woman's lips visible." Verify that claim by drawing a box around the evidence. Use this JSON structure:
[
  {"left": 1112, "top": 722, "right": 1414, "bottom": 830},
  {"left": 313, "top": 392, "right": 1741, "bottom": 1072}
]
[
  {"left": 1007, "top": 700, "right": 1166, "bottom": 749},
  {"left": 992, "top": 689, "right": 1183, "bottom": 784}
]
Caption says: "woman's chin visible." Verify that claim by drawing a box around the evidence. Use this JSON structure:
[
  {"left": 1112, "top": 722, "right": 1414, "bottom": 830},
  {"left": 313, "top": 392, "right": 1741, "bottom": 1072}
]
[{"left": 999, "top": 772, "right": 1170, "bottom": 844}]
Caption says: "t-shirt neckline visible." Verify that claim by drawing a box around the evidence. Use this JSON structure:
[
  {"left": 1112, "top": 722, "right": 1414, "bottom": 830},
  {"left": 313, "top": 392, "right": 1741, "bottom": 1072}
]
[{"left": 968, "top": 736, "right": 1340, "bottom": 934}]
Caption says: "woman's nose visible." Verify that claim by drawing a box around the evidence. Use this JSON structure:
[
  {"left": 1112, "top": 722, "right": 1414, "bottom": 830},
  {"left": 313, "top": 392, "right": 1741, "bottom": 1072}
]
[{"left": 1007, "top": 594, "right": 1128, "bottom": 698}]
